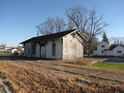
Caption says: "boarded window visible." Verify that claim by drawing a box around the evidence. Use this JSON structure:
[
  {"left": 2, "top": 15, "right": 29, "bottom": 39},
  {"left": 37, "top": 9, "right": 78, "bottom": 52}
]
[
  {"left": 52, "top": 43, "right": 56, "bottom": 56},
  {"left": 32, "top": 44, "right": 36, "bottom": 55}
]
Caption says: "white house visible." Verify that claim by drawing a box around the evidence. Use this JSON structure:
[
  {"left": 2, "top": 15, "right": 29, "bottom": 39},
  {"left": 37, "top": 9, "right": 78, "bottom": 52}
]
[
  {"left": 20, "top": 29, "right": 87, "bottom": 60},
  {"left": 93, "top": 41, "right": 124, "bottom": 56},
  {"left": 0, "top": 47, "right": 4, "bottom": 52},
  {"left": 6, "top": 48, "right": 18, "bottom": 54}
]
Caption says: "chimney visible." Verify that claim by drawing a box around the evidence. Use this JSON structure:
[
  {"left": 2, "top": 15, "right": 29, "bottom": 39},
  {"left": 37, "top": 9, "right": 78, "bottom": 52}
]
[{"left": 37, "top": 31, "right": 39, "bottom": 37}]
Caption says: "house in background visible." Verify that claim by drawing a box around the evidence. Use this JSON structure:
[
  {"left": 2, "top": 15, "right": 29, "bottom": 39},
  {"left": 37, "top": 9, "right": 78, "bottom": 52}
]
[
  {"left": 0, "top": 47, "right": 11, "bottom": 52},
  {"left": 0, "top": 47, "right": 4, "bottom": 52},
  {"left": 20, "top": 29, "right": 87, "bottom": 60},
  {"left": 93, "top": 41, "right": 124, "bottom": 56},
  {"left": 6, "top": 48, "right": 19, "bottom": 54}
]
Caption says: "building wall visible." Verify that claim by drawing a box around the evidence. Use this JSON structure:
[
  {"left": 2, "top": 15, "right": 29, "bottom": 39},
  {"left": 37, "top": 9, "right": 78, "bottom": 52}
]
[
  {"left": 46, "top": 39, "right": 62, "bottom": 60},
  {"left": 24, "top": 39, "right": 62, "bottom": 60},
  {"left": 93, "top": 50, "right": 97, "bottom": 56},
  {"left": 33, "top": 43, "right": 40, "bottom": 57},
  {"left": 0, "top": 48, "right": 4, "bottom": 52},
  {"left": 23, "top": 33, "right": 84, "bottom": 60},
  {"left": 104, "top": 50, "right": 112, "bottom": 56},
  {"left": 112, "top": 46, "right": 124, "bottom": 56},
  {"left": 62, "top": 34, "right": 83, "bottom": 60},
  {"left": 93, "top": 41, "right": 109, "bottom": 56},
  {"left": 93, "top": 41, "right": 124, "bottom": 56},
  {"left": 24, "top": 42, "right": 32, "bottom": 57}
]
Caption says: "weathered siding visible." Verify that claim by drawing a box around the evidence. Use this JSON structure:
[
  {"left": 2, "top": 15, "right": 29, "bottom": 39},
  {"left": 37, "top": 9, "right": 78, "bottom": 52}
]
[
  {"left": 23, "top": 31, "right": 84, "bottom": 60},
  {"left": 35, "top": 43, "right": 40, "bottom": 57},
  {"left": 46, "top": 39, "right": 62, "bottom": 60},
  {"left": 62, "top": 34, "right": 83, "bottom": 60},
  {"left": 23, "top": 39, "right": 62, "bottom": 59},
  {"left": 24, "top": 43, "right": 32, "bottom": 57}
]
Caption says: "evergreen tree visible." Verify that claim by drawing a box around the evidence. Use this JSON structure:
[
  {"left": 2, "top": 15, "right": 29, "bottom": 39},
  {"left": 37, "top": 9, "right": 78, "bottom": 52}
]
[{"left": 102, "top": 32, "right": 109, "bottom": 43}]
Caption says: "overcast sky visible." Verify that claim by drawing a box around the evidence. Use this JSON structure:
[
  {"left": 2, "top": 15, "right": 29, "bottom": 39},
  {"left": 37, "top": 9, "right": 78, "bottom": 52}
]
[{"left": 0, "top": 0, "right": 124, "bottom": 46}]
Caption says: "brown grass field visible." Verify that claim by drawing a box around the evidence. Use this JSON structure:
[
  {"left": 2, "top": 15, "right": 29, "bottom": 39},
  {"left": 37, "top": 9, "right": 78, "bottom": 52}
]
[
  {"left": 0, "top": 85, "right": 4, "bottom": 91},
  {"left": 0, "top": 57, "right": 124, "bottom": 93}
]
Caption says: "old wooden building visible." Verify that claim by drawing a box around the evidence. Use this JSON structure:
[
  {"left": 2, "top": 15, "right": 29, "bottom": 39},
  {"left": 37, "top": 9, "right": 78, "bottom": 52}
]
[{"left": 20, "top": 29, "right": 87, "bottom": 60}]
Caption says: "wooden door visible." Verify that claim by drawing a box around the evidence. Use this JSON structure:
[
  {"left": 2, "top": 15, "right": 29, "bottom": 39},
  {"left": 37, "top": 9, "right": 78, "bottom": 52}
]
[{"left": 41, "top": 46, "right": 46, "bottom": 58}]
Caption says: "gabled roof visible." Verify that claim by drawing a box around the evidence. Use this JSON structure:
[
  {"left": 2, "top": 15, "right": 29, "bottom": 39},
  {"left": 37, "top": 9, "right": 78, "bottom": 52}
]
[
  {"left": 104, "top": 44, "right": 124, "bottom": 51},
  {"left": 99, "top": 41, "right": 109, "bottom": 45},
  {"left": 20, "top": 29, "right": 86, "bottom": 44},
  {"left": 109, "top": 44, "right": 118, "bottom": 50}
]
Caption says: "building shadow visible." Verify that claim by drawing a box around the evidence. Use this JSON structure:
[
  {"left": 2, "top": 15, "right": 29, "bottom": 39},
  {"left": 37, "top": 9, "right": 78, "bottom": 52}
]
[
  {"left": 0, "top": 56, "right": 48, "bottom": 61},
  {"left": 102, "top": 57, "right": 124, "bottom": 63}
]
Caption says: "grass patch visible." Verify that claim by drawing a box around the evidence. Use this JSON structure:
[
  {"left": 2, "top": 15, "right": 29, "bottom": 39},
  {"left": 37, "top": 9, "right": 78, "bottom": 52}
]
[
  {"left": 91, "top": 62, "right": 124, "bottom": 72},
  {"left": 0, "top": 52, "right": 12, "bottom": 56},
  {"left": 0, "top": 85, "right": 4, "bottom": 91},
  {"left": 53, "top": 61, "right": 124, "bottom": 73},
  {"left": 63, "top": 57, "right": 102, "bottom": 65}
]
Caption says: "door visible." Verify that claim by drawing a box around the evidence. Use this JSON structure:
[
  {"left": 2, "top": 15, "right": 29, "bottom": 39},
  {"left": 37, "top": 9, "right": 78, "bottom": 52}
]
[{"left": 41, "top": 46, "right": 46, "bottom": 58}]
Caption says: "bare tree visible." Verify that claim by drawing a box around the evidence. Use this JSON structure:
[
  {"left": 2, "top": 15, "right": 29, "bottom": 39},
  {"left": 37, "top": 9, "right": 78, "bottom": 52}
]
[
  {"left": 66, "top": 5, "right": 89, "bottom": 32},
  {"left": 36, "top": 17, "right": 55, "bottom": 35},
  {"left": 66, "top": 5, "right": 108, "bottom": 56},
  {"left": 84, "top": 37, "right": 99, "bottom": 54},
  {"left": 87, "top": 9, "right": 108, "bottom": 56},
  {"left": 109, "top": 37, "right": 124, "bottom": 45},
  {"left": 66, "top": 18, "right": 74, "bottom": 30},
  {"left": 53, "top": 16, "right": 66, "bottom": 32},
  {"left": 36, "top": 17, "right": 66, "bottom": 35}
]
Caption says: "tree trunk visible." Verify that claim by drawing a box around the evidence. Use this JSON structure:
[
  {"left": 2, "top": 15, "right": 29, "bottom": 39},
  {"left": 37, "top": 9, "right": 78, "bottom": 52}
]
[{"left": 87, "top": 39, "right": 92, "bottom": 57}]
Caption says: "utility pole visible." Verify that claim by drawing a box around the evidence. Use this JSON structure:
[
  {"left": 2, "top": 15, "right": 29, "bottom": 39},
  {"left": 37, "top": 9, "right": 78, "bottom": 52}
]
[{"left": 4, "top": 41, "right": 6, "bottom": 52}]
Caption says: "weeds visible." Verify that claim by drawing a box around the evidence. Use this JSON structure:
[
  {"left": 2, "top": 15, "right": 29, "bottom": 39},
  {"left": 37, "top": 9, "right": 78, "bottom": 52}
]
[{"left": 0, "top": 60, "right": 124, "bottom": 93}]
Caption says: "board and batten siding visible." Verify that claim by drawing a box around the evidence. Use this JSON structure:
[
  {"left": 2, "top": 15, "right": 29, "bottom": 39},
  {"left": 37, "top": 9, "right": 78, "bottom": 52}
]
[
  {"left": 24, "top": 39, "right": 62, "bottom": 60},
  {"left": 45, "top": 39, "right": 62, "bottom": 60},
  {"left": 24, "top": 42, "right": 32, "bottom": 57},
  {"left": 35, "top": 43, "right": 40, "bottom": 57},
  {"left": 62, "top": 33, "right": 83, "bottom": 60},
  {"left": 23, "top": 32, "right": 84, "bottom": 60}
]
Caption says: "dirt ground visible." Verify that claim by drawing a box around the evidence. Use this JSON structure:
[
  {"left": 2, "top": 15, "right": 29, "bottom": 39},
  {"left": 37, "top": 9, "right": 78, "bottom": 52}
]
[
  {"left": 13, "top": 60, "right": 124, "bottom": 85},
  {"left": 0, "top": 56, "right": 124, "bottom": 93}
]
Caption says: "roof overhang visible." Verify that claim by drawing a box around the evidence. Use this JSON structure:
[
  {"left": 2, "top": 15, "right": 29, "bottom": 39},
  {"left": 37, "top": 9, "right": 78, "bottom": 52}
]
[{"left": 20, "top": 29, "right": 87, "bottom": 44}]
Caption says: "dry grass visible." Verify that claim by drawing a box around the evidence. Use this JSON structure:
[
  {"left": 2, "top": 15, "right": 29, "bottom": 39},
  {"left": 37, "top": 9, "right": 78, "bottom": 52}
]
[
  {"left": 0, "top": 60, "right": 124, "bottom": 93},
  {"left": 0, "top": 85, "right": 4, "bottom": 91},
  {"left": 65, "top": 57, "right": 101, "bottom": 65}
]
